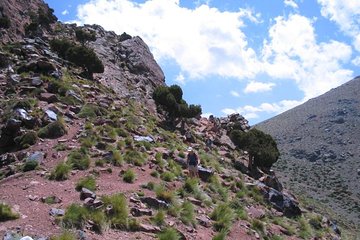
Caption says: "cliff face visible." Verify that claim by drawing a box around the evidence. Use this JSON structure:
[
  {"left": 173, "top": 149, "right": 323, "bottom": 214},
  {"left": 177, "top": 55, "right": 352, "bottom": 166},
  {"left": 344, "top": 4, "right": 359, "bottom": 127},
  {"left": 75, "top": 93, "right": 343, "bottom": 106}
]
[
  {"left": 0, "top": 0, "right": 50, "bottom": 43},
  {"left": 256, "top": 76, "right": 360, "bottom": 228}
]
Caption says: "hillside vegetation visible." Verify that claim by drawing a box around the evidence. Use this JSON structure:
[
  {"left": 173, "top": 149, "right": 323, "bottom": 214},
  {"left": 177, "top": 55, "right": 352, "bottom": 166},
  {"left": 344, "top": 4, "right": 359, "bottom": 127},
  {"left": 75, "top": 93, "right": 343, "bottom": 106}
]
[{"left": 0, "top": 0, "right": 356, "bottom": 239}]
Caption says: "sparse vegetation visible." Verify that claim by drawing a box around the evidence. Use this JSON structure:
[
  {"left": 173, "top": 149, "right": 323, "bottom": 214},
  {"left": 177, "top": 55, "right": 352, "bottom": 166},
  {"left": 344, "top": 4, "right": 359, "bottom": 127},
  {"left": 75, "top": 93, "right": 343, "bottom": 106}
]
[
  {"left": 38, "top": 120, "right": 67, "bottom": 139},
  {"left": 102, "top": 193, "right": 129, "bottom": 229},
  {"left": 75, "top": 28, "right": 96, "bottom": 45},
  {"left": 49, "top": 162, "right": 71, "bottom": 181},
  {"left": 15, "top": 131, "right": 37, "bottom": 149},
  {"left": 152, "top": 210, "right": 165, "bottom": 226},
  {"left": 62, "top": 204, "right": 88, "bottom": 229},
  {"left": 157, "top": 228, "right": 181, "bottom": 240},
  {"left": 75, "top": 176, "right": 96, "bottom": 191},
  {"left": 67, "top": 149, "right": 90, "bottom": 170},
  {"left": 0, "top": 203, "right": 19, "bottom": 222},
  {"left": 210, "top": 203, "right": 234, "bottom": 231},
  {"left": 122, "top": 169, "right": 136, "bottom": 183},
  {"left": 50, "top": 231, "right": 77, "bottom": 240},
  {"left": 180, "top": 201, "right": 196, "bottom": 226},
  {"left": 22, "top": 160, "right": 38, "bottom": 172}
]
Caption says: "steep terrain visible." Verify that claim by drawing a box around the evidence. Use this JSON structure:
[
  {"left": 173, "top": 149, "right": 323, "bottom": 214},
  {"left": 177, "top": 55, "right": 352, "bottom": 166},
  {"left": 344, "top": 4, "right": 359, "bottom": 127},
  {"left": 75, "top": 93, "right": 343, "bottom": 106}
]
[
  {"left": 0, "top": 0, "right": 352, "bottom": 239},
  {"left": 256, "top": 77, "right": 360, "bottom": 230}
]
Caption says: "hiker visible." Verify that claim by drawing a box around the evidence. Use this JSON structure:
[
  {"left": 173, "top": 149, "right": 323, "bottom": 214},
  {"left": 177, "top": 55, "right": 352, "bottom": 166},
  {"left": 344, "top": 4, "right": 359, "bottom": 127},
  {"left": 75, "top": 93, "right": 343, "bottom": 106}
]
[{"left": 186, "top": 147, "right": 199, "bottom": 178}]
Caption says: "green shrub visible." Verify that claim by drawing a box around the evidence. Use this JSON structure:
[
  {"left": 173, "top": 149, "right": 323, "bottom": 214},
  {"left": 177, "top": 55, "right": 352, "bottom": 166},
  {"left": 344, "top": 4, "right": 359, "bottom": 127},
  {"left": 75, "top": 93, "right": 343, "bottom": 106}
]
[
  {"left": 157, "top": 228, "right": 181, "bottom": 240},
  {"left": 38, "top": 120, "right": 67, "bottom": 139},
  {"left": 210, "top": 203, "right": 234, "bottom": 231},
  {"left": 212, "top": 229, "right": 228, "bottom": 240},
  {"left": 75, "top": 28, "right": 96, "bottom": 44},
  {"left": 153, "top": 85, "right": 202, "bottom": 122},
  {"left": 95, "top": 159, "right": 105, "bottom": 167},
  {"left": 50, "top": 162, "right": 71, "bottom": 181},
  {"left": 251, "top": 219, "right": 265, "bottom": 233},
  {"left": 161, "top": 171, "right": 175, "bottom": 182},
  {"left": 88, "top": 210, "right": 107, "bottom": 233},
  {"left": 75, "top": 176, "right": 96, "bottom": 191},
  {"left": 150, "top": 171, "right": 160, "bottom": 178},
  {"left": 123, "top": 150, "right": 145, "bottom": 166},
  {"left": 67, "top": 149, "right": 90, "bottom": 170},
  {"left": 47, "top": 79, "right": 71, "bottom": 95},
  {"left": 43, "top": 195, "right": 58, "bottom": 204},
  {"left": 208, "top": 176, "right": 228, "bottom": 201},
  {"left": 66, "top": 45, "right": 104, "bottom": 75},
  {"left": 50, "top": 230, "right": 77, "bottom": 240},
  {"left": 122, "top": 169, "right": 136, "bottom": 183},
  {"left": 102, "top": 193, "right": 129, "bottom": 229},
  {"left": 184, "top": 177, "right": 200, "bottom": 194},
  {"left": 109, "top": 150, "right": 123, "bottom": 166},
  {"left": 23, "top": 160, "right": 38, "bottom": 172},
  {"left": 0, "top": 203, "right": 19, "bottom": 221},
  {"left": 152, "top": 210, "right": 165, "bottom": 226},
  {"left": 50, "top": 38, "right": 103, "bottom": 77},
  {"left": 180, "top": 201, "right": 196, "bottom": 226},
  {"left": 78, "top": 104, "right": 107, "bottom": 118},
  {"left": 155, "top": 184, "right": 174, "bottom": 203},
  {"left": 62, "top": 204, "right": 88, "bottom": 229},
  {"left": 15, "top": 131, "right": 37, "bottom": 149}
]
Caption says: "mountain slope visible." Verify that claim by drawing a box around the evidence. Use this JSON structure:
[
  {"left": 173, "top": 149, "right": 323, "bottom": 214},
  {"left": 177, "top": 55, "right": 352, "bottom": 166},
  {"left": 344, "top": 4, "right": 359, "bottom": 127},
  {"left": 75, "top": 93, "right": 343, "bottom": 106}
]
[{"left": 256, "top": 76, "right": 360, "bottom": 228}]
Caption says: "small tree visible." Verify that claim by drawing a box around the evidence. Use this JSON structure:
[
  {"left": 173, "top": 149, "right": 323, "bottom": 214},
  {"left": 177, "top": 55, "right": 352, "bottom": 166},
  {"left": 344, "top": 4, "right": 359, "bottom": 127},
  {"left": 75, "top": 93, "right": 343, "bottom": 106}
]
[
  {"left": 230, "top": 128, "right": 280, "bottom": 169},
  {"left": 66, "top": 45, "right": 104, "bottom": 76},
  {"left": 24, "top": 7, "right": 57, "bottom": 35},
  {"left": 50, "top": 38, "right": 104, "bottom": 78},
  {"left": 153, "top": 84, "right": 202, "bottom": 124},
  {"left": 75, "top": 28, "right": 96, "bottom": 45}
]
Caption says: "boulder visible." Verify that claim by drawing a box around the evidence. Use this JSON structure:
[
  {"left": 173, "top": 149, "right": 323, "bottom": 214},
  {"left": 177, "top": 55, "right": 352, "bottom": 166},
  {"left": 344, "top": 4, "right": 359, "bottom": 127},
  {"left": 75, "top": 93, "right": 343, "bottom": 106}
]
[
  {"left": 39, "top": 93, "right": 58, "bottom": 103},
  {"left": 49, "top": 208, "right": 65, "bottom": 217},
  {"left": 26, "top": 151, "right": 45, "bottom": 164},
  {"left": 131, "top": 207, "right": 153, "bottom": 217},
  {"left": 140, "top": 197, "right": 169, "bottom": 209},
  {"left": 261, "top": 186, "right": 301, "bottom": 218},
  {"left": 30, "top": 76, "right": 43, "bottom": 86},
  {"left": 138, "top": 223, "right": 161, "bottom": 233},
  {"left": 198, "top": 166, "right": 213, "bottom": 182},
  {"left": 45, "top": 109, "right": 57, "bottom": 121},
  {"left": 80, "top": 188, "right": 96, "bottom": 200},
  {"left": 259, "top": 175, "right": 283, "bottom": 192}
]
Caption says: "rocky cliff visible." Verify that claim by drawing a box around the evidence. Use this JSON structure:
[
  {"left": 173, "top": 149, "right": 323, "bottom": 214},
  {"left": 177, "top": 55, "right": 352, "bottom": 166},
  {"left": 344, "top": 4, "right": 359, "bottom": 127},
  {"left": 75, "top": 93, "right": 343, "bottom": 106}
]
[{"left": 256, "top": 76, "right": 360, "bottom": 229}]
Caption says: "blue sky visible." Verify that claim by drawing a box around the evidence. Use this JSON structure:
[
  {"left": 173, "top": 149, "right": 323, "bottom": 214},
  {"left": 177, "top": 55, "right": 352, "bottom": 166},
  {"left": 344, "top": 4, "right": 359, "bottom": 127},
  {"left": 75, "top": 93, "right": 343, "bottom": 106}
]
[{"left": 44, "top": 0, "right": 360, "bottom": 125}]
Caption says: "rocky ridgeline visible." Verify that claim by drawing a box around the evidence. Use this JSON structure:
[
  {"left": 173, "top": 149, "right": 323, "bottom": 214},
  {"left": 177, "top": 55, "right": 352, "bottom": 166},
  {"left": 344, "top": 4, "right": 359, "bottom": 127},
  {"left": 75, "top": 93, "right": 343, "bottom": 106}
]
[{"left": 0, "top": 0, "right": 346, "bottom": 239}]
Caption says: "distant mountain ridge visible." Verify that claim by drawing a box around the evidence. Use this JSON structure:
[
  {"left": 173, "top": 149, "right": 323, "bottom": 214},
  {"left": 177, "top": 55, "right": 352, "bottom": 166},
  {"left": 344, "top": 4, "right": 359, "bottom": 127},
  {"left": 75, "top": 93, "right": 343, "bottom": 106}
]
[{"left": 256, "top": 76, "right": 360, "bottom": 227}]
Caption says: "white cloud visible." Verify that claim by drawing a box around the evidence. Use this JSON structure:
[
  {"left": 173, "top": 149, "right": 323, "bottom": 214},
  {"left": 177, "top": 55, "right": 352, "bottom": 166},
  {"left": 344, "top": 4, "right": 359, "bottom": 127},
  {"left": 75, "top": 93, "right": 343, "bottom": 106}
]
[
  {"left": 76, "top": 0, "right": 261, "bottom": 81},
  {"left": 62, "top": 10, "right": 69, "bottom": 15},
  {"left": 244, "top": 81, "right": 275, "bottom": 93},
  {"left": 221, "top": 99, "right": 303, "bottom": 120},
  {"left": 175, "top": 73, "right": 185, "bottom": 85},
  {"left": 201, "top": 112, "right": 213, "bottom": 118},
  {"left": 262, "top": 14, "right": 353, "bottom": 99},
  {"left": 230, "top": 90, "right": 240, "bottom": 97},
  {"left": 284, "top": 0, "right": 298, "bottom": 9},
  {"left": 317, "top": 0, "right": 360, "bottom": 51},
  {"left": 351, "top": 56, "right": 360, "bottom": 67}
]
